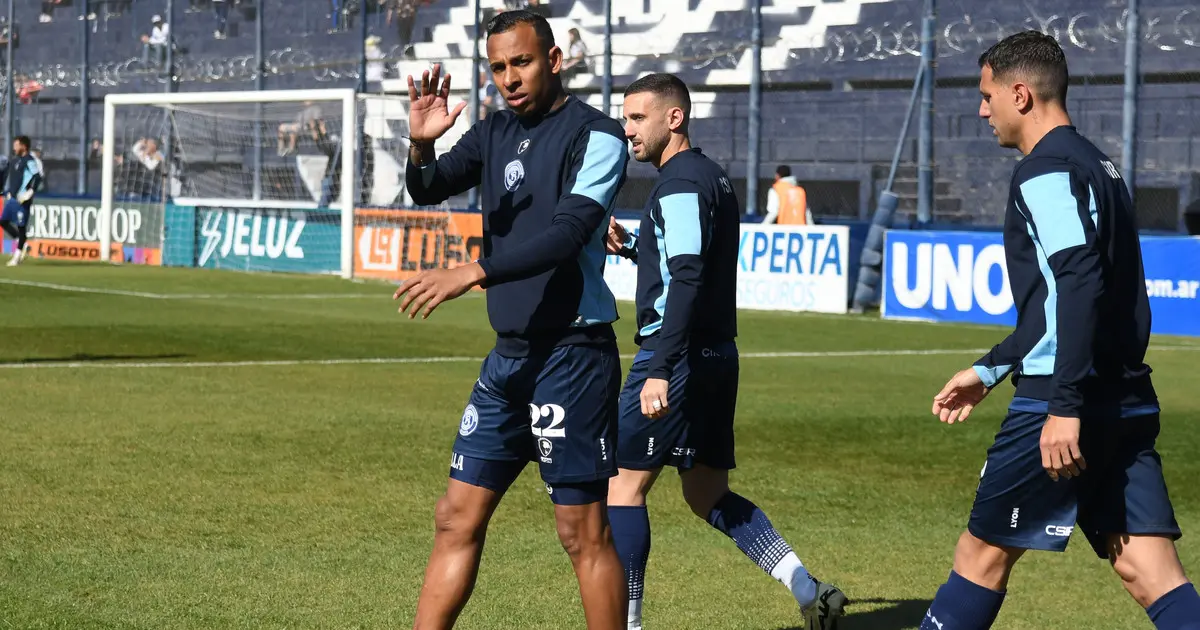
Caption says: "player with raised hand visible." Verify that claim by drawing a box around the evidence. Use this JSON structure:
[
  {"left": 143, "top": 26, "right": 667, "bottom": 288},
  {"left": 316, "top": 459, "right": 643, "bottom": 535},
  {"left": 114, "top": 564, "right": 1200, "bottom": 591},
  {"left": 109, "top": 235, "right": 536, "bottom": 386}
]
[
  {"left": 394, "top": 9, "right": 630, "bottom": 630},
  {"left": 604, "top": 73, "right": 847, "bottom": 630},
  {"left": 922, "top": 31, "right": 1200, "bottom": 630}
]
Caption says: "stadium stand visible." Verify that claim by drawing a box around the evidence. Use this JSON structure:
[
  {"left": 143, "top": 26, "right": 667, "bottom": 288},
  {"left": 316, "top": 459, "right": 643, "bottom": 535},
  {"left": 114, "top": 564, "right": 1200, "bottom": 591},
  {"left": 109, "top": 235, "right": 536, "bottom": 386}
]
[{"left": 5, "top": 0, "right": 1200, "bottom": 228}]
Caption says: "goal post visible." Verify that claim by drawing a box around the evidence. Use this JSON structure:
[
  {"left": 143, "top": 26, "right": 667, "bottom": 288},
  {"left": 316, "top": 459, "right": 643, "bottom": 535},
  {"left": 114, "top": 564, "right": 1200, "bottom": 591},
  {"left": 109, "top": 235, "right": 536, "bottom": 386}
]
[{"left": 100, "top": 88, "right": 358, "bottom": 278}]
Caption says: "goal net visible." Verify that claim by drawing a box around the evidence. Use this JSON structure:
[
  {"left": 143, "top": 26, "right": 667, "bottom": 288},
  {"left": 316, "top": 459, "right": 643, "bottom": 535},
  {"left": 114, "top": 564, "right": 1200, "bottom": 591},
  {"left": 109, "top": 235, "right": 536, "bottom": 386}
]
[
  {"left": 101, "top": 88, "right": 482, "bottom": 281},
  {"left": 101, "top": 89, "right": 358, "bottom": 276}
]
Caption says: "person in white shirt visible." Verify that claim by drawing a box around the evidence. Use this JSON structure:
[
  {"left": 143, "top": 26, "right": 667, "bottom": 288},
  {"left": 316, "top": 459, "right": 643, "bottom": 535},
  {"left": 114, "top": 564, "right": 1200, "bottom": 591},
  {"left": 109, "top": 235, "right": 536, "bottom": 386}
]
[
  {"left": 141, "top": 15, "right": 170, "bottom": 68},
  {"left": 761, "top": 164, "right": 813, "bottom": 225},
  {"left": 365, "top": 36, "right": 387, "bottom": 91}
]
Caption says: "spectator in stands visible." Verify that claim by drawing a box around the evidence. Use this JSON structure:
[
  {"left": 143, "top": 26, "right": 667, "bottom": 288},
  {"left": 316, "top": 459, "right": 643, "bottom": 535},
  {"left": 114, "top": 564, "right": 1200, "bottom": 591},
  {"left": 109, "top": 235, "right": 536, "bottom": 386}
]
[
  {"left": 277, "top": 102, "right": 323, "bottom": 157},
  {"left": 365, "top": 35, "right": 387, "bottom": 91},
  {"left": 213, "top": 0, "right": 231, "bottom": 39},
  {"left": 330, "top": 0, "right": 359, "bottom": 34},
  {"left": 15, "top": 74, "right": 42, "bottom": 105},
  {"left": 762, "top": 164, "right": 812, "bottom": 225},
  {"left": 40, "top": 0, "right": 62, "bottom": 24},
  {"left": 141, "top": 15, "right": 171, "bottom": 69},
  {"left": 311, "top": 120, "right": 341, "bottom": 207},
  {"left": 115, "top": 137, "right": 165, "bottom": 201},
  {"left": 559, "top": 27, "right": 589, "bottom": 81},
  {"left": 360, "top": 134, "right": 374, "bottom": 205},
  {"left": 108, "top": 1, "right": 132, "bottom": 18},
  {"left": 387, "top": 0, "right": 422, "bottom": 57},
  {"left": 478, "top": 67, "right": 504, "bottom": 120}
]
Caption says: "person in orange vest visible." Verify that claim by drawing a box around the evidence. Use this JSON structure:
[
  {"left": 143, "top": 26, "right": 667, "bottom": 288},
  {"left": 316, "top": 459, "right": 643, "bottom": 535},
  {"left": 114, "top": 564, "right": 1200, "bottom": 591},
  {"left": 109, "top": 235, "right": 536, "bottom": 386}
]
[{"left": 762, "top": 164, "right": 812, "bottom": 225}]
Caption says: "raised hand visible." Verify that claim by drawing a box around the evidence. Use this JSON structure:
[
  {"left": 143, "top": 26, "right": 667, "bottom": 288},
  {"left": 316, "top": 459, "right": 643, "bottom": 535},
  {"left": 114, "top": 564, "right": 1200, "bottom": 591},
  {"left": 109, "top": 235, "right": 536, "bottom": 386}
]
[
  {"left": 932, "top": 367, "right": 990, "bottom": 424},
  {"left": 407, "top": 63, "right": 467, "bottom": 144}
]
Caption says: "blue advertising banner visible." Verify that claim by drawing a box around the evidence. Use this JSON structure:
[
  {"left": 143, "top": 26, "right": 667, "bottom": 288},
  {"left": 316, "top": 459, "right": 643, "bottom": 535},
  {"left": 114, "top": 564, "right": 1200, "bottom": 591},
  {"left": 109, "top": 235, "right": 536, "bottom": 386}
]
[
  {"left": 882, "top": 230, "right": 1016, "bottom": 326},
  {"left": 882, "top": 230, "right": 1200, "bottom": 337},
  {"left": 162, "top": 204, "right": 341, "bottom": 274},
  {"left": 1139, "top": 236, "right": 1200, "bottom": 337}
]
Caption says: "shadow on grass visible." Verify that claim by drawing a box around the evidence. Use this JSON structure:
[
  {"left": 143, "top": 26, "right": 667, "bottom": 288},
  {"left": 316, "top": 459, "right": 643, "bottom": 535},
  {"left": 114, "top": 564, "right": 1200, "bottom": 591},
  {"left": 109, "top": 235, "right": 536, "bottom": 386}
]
[
  {"left": 11, "top": 353, "right": 190, "bottom": 364},
  {"left": 775, "top": 598, "right": 932, "bottom": 630}
]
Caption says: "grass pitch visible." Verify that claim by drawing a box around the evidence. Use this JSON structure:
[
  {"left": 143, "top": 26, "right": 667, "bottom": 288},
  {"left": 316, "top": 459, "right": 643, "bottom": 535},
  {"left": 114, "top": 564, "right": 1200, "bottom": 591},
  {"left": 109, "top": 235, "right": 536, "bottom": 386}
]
[{"left": 1, "top": 262, "right": 1198, "bottom": 629}]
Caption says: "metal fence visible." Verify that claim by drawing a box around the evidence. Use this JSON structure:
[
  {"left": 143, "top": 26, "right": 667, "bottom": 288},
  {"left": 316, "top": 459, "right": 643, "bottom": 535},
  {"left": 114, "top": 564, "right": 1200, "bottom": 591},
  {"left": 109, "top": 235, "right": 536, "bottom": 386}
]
[{"left": 2, "top": 0, "right": 1198, "bottom": 230}]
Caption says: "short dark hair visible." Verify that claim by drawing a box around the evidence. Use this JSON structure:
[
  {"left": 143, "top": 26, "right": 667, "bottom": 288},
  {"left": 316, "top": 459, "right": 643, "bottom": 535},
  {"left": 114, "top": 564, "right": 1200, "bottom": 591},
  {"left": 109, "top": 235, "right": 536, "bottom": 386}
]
[
  {"left": 978, "top": 30, "right": 1069, "bottom": 104},
  {"left": 776, "top": 165, "right": 791, "bottom": 178},
  {"left": 14, "top": 135, "right": 30, "bottom": 150},
  {"left": 486, "top": 9, "right": 555, "bottom": 54},
  {"left": 624, "top": 73, "right": 692, "bottom": 122}
]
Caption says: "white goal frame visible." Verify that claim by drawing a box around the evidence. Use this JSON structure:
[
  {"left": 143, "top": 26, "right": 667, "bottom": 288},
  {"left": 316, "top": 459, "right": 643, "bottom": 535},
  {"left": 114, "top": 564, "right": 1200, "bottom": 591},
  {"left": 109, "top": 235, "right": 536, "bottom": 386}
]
[{"left": 100, "top": 88, "right": 358, "bottom": 278}]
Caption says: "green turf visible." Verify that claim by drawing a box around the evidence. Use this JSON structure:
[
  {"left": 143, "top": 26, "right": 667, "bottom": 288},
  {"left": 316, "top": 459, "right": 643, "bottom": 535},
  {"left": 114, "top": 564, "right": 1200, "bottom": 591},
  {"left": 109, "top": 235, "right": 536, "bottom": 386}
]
[{"left": 1, "top": 262, "right": 1197, "bottom": 629}]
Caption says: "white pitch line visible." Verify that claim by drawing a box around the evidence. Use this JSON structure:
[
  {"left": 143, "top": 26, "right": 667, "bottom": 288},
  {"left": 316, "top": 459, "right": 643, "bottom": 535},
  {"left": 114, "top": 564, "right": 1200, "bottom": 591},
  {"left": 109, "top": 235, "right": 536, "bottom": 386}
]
[
  {"left": 0, "top": 279, "right": 385, "bottom": 300},
  {"left": 0, "top": 345, "right": 1195, "bottom": 371},
  {"left": 0, "top": 348, "right": 996, "bottom": 370}
]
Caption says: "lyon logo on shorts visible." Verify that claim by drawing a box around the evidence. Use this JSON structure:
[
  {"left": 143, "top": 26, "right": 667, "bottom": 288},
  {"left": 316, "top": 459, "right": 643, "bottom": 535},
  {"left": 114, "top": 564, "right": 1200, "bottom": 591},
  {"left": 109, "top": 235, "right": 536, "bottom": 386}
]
[
  {"left": 459, "top": 404, "right": 479, "bottom": 437},
  {"left": 503, "top": 159, "right": 525, "bottom": 192}
]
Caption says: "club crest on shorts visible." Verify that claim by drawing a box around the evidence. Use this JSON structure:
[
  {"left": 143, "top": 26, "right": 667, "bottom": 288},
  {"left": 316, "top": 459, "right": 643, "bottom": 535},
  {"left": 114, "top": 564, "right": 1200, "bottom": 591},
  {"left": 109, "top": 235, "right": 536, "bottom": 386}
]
[
  {"left": 459, "top": 404, "right": 479, "bottom": 437},
  {"left": 537, "top": 437, "right": 553, "bottom": 463},
  {"left": 503, "top": 159, "right": 525, "bottom": 192}
]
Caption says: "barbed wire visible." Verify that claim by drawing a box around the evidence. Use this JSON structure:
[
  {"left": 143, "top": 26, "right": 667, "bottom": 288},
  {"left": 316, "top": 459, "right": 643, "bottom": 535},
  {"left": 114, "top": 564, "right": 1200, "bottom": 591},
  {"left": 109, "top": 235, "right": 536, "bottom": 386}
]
[{"left": 8, "top": 7, "right": 1199, "bottom": 91}]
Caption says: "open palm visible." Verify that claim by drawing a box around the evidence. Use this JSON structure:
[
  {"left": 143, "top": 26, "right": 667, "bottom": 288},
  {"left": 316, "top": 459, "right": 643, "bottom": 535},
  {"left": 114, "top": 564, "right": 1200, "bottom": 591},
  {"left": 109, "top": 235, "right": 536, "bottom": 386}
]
[
  {"left": 407, "top": 63, "right": 466, "bottom": 144},
  {"left": 932, "top": 367, "right": 991, "bottom": 424}
]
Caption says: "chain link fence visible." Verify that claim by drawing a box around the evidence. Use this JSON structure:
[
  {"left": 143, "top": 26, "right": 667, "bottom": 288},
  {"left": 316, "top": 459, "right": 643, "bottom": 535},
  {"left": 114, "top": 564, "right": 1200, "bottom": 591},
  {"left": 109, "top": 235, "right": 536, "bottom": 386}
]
[{"left": 2, "top": 0, "right": 1197, "bottom": 227}]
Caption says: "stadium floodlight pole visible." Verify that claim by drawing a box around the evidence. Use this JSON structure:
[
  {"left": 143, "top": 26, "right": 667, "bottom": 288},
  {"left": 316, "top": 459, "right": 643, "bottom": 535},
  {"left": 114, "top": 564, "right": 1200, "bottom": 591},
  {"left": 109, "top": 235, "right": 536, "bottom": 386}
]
[
  {"left": 79, "top": 0, "right": 91, "bottom": 195},
  {"left": 601, "top": 0, "right": 612, "bottom": 117},
  {"left": 162, "top": 0, "right": 177, "bottom": 213},
  {"left": 467, "top": 0, "right": 481, "bottom": 210},
  {"left": 253, "top": 0, "right": 265, "bottom": 201},
  {"left": 745, "top": 0, "right": 762, "bottom": 216},
  {"left": 916, "top": 0, "right": 936, "bottom": 226},
  {"left": 1121, "top": 0, "right": 1140, "bottom": 201},
  {"left": 4, "top": 0, "right": 13, "bottom": 151},
  {"left": 358, "top": 0, "right": 368, "bottom": 92}
]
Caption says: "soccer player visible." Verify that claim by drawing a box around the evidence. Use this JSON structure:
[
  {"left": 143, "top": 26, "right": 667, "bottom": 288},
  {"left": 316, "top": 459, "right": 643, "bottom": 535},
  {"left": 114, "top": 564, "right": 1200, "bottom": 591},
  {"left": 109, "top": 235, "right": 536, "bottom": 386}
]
[
  {"left": 604, "top": 73, "right": 848, "bottom": 630},
  {"left": 392, "top": 10, "right": 629, "bottom": 630},
  {"left": 921, "top": 31, "right": 1200, "bottom": 630},
  {"left": 1, "top": 136, "right": 42, "bottom": 266}
]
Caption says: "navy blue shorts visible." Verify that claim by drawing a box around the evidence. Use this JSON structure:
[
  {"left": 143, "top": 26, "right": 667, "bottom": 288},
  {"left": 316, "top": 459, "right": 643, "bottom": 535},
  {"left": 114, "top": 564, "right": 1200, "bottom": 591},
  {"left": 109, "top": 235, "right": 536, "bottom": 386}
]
[
  {"left": 968, "top": 397, "right": 1181, "bottom": 558},
  {"left": 0, "top": 198, "right": 29, "bottom": 227},
  {"left": 448, "top": 342, "right": 620, "bottom": 505},
  {"left": 616, "top": 341, "right": 739, "bottom": 471}
]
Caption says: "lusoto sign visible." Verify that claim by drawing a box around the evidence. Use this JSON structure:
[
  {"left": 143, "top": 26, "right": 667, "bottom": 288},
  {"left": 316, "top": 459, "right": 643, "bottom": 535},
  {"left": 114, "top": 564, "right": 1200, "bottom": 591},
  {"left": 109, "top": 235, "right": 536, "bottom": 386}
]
[{"left": 604, "top": 221, "right": 850, "bottom": 313}]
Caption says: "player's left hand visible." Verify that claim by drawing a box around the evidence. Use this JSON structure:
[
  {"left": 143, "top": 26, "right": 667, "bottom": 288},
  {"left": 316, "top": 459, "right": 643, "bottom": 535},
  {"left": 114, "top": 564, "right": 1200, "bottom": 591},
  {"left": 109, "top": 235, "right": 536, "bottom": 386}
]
[
  {"left": 1041, "top": 415, "right": 1086, "bottom": 481},
  {"left": 640, "top": 378, "right": 670, "bottom": 420},
  {"left": 932, "top": 367, "right": 990, "bottom": 424},
  {"left": 393, "top": 263, "right": 485, "bottom": 320}
]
